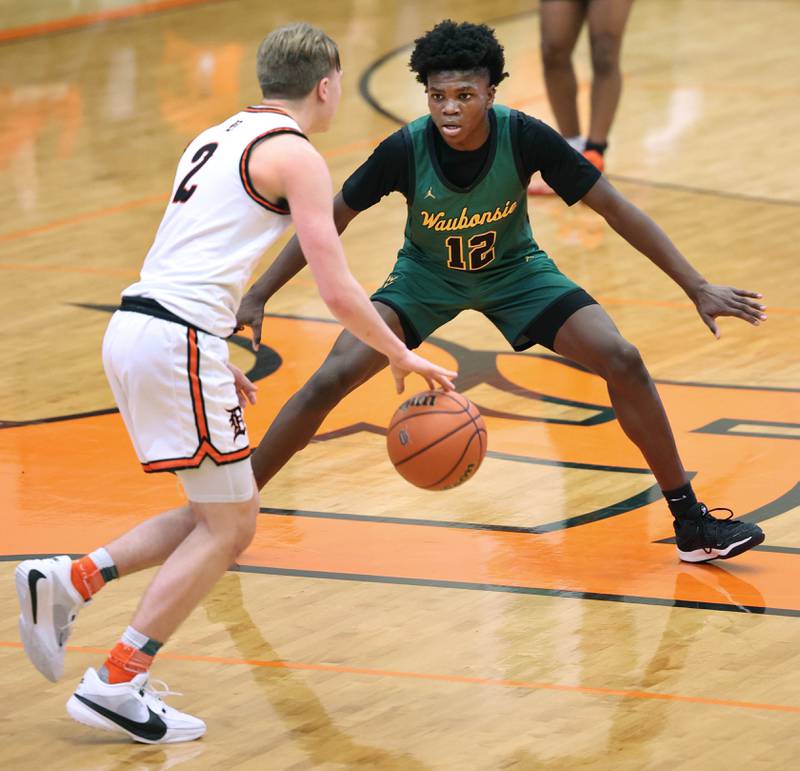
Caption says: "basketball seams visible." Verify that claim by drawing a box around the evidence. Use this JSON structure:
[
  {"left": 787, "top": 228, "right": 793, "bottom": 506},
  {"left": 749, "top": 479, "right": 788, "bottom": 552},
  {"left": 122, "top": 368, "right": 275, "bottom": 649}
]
[
  {"left": 387, "top": 390, "right": 469, "bottom": 432},
  {"left": 435, "top": 391, "right": 471, "bottom": 412},
  {"left": 424, "top": 428, "right": 482, "bottom": 489},
  {"left": 391, "top": 417, "right": 476, "bottom": 467},
  {"left": 464, "top": 404, "right": 487, "bottom": 457},
  {"left": 386, "top": 390, "right": 487, "bottom": 490},
  {"left": 388, "top": 407, "right": 469, "bottom": 433}
]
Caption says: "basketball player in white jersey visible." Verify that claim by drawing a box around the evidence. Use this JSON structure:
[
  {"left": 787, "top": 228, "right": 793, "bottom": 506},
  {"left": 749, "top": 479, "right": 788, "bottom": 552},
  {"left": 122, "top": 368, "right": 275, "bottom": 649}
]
[{"left": 14, "top": 23, "right": 456, "bottom": 744}]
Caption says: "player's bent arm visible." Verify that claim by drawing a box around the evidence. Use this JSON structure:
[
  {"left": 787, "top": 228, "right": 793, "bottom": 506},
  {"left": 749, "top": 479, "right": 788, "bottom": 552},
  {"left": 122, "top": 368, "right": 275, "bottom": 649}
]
[
  {"left": 261, "top": 142, "right": 455, "bottom": 390},
  {"left": 582, "top": 178, "right": 766, "bottom": 335},
  {"left": 581, "top": 177, "right": 708, "bottom": 297},
  {"left": 243, "top": 138, "right": 455, "bottom": 388},
  {"left": 279, "top": 147, "right": 406, "bottom": 357}
]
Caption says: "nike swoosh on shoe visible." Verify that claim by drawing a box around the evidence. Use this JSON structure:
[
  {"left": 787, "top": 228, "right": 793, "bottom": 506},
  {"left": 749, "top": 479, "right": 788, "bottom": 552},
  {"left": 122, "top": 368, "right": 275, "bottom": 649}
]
[
  {"left": 28, "top": 569, "right": 46, "bottom": 625},
  {"left": 73, "top": 694, "right": 168, "bottom": 741}
]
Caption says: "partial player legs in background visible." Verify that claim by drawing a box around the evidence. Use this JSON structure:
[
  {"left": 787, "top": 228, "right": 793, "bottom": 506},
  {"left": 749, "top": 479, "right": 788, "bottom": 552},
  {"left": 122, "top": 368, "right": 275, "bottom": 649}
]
[
  {"left": 583, "top": 0, "right": 635, "bottom": 165},
  {"left": 529, "top": 0, "right": 634, "bottom": 195}
]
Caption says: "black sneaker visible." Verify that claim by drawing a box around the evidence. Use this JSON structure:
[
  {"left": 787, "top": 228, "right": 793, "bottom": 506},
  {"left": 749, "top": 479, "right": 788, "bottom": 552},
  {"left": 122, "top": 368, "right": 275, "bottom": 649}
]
[{"left": 673, "top": 503, "right": 765, "bottom": 563}]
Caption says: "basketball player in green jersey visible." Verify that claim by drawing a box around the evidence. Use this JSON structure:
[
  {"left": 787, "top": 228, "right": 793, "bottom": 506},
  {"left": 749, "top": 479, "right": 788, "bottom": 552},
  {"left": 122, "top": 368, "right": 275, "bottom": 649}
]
[{"left": 237, "top": 20, "right": 767, "bottom": 562}]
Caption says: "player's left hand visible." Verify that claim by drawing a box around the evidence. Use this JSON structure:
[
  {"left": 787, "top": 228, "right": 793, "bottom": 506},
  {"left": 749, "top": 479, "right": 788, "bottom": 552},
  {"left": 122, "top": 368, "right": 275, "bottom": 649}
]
[
  {"left": 226, "top": 362, "right": 258, "bottom": 407},
  {"left": 693, "top": 282, "right": 767, "bottom": 338}
]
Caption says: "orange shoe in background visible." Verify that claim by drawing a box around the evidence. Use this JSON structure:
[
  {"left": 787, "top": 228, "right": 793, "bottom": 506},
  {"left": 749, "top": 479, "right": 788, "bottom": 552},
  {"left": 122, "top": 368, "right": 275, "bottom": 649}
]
[{"left": 583, "top": 149, "right": 605, "bottom": 173}]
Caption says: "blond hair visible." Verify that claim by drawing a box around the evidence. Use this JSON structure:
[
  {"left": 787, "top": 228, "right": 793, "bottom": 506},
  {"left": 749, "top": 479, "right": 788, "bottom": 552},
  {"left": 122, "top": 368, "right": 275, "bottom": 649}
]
[{"left": 256, "top": 22, "right": 340, "bottom": 99}]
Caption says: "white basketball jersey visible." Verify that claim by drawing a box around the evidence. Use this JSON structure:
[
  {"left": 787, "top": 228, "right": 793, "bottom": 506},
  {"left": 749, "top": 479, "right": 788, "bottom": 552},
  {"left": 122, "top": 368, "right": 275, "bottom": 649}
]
[{"left": 123, "top": 106, "right": 304, "bottom": 337}]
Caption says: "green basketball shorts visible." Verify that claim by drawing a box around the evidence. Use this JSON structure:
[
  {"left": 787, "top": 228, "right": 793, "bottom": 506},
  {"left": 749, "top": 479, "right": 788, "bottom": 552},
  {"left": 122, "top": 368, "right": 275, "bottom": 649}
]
[{"left": 371, "top": 252, "right": 596, "bottom": 351}]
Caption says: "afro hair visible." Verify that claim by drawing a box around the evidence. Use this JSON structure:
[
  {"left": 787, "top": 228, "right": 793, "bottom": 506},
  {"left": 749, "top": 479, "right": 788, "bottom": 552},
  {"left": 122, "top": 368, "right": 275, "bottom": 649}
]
[{"left": 409, "top": 20, "right": 508, "bottom": 87}]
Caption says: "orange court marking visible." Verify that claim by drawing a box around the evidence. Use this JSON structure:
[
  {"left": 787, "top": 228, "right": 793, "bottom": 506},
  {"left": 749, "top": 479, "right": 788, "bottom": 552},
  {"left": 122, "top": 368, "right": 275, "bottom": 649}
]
[
  {"left": 0, "top": 0, "right": 226, "bottom": 44},
  {"left": 1, "top": 640, "right": 798, "bottom": 714},
  {"left": 0, "top": 135, "right": 384, "bottom": 247},
  {"left": 0, "top": 262, "right": 136, "bottom": 277},
  {"left": 0, "top": 193, "right": 167, "bottom": 244}
]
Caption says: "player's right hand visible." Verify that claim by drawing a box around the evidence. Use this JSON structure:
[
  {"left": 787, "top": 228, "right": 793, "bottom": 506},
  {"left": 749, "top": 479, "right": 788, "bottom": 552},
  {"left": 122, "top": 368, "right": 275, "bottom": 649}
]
[
  {"left": 235, "top": 292, "right": 266, "bottom": 351},
  {"left": 389, "top": 349, "right": 457, "bottom": 394},
  {"left": 692, "top": 282, "right": 767, "bottom": 338}
]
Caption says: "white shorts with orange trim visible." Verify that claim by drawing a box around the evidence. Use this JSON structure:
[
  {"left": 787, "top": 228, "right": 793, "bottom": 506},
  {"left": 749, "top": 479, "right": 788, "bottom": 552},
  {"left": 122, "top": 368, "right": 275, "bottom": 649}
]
[{"left": 102, "top": 310, "right": 252, "bottom": 477}]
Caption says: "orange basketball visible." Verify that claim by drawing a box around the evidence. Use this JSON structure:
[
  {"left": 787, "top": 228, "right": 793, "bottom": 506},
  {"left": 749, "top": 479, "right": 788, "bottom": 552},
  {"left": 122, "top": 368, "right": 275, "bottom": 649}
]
[{"left": 386, "top": 390, "right": 487, "bottom": 490}]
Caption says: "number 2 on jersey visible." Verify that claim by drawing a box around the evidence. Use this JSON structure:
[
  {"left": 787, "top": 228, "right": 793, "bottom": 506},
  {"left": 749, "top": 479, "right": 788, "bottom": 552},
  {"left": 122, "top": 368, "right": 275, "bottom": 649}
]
[{"left": 172, "top": 143, "right": 218, "bottom": 203}]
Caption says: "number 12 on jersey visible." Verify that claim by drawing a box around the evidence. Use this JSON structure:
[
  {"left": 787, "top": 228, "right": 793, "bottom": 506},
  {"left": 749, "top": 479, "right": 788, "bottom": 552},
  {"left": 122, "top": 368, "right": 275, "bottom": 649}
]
[{"left": 444, "top": 231, "right": 497, "bottom": 271}]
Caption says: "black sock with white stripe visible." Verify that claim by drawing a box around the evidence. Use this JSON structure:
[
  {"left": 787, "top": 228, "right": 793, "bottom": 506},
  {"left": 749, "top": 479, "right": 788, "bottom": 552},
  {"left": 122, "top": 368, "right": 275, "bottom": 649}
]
[{"left": 663, "top": 482, "right": 698, "bottom": 518}]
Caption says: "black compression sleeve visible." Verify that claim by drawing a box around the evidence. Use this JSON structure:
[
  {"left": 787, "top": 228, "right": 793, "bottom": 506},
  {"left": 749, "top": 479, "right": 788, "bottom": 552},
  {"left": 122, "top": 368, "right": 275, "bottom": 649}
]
[
  {"left": 341, "top": 130, "right": 410, "bottom": 211},
  {"left": 514, "top": 111, "right": 600, "bottom": 205}
]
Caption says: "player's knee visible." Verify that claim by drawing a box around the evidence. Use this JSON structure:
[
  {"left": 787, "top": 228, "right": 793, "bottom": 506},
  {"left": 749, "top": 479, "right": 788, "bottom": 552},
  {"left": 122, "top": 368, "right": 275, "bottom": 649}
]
[
  {"left": 541, "top": 42, "right": 573, "bottom": 72},
  {"left": 177, "top": 504, "right": 196, "bottom": 529},
  {"left": 219, "top": 496, "right": 258, "bottom": 560},
  {"left": 198, "top": 492, "right": 258, "bottom": 558},
  {"left": 604, "top": 340, "right": 647, "bottom": 383},
  {"left": 589, "top": 35, "right": 620, "bottom": 78},
  {"left": 304, "top": 363, "right": 358, "bottom": 409},
  {"left": 229, "top": 494, "right": 259, "bottom": 557}
]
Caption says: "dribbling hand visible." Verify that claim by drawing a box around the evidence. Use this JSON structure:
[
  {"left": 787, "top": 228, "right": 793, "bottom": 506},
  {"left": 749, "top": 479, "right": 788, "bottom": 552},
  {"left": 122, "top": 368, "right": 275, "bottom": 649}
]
[
  {"left": 389, "top": 350, "right": 457, "bottom": 394},
  {"left": 693, "top": 283, "right": 767, "bottom": 338},
  {"left": 235, "top": 293, "right": 266, "bottom": 351}
]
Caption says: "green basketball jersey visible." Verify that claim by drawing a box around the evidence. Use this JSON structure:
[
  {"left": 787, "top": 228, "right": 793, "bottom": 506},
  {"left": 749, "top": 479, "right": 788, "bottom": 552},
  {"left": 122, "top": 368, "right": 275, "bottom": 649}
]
[{"left": 399, "top": 105, "right": 540, "bottom": 276}]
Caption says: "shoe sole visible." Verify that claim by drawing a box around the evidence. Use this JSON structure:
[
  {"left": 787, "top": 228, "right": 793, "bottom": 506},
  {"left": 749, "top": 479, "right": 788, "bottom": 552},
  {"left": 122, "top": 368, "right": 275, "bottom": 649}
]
[
  {"left": 67, "top": 695, "right": 206, "bottom": 744},
  {"left": 677, "top": 531, "right": 765, "bottom": 563},
  {"left": 15, "top": 562, "right": 62, "bottom": 682}
]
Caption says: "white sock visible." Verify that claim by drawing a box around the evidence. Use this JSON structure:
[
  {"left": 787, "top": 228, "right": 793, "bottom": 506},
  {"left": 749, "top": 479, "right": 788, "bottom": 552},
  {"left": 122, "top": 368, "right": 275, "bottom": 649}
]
[
  {"left": 121, "top": 626, "right": 151, "bottom": 650},
  {"left": 88, "top": 547, "right": 115, "bottom": 571},
  {"left": 565, "top": 135, "right": 585, "bottom": 152}
]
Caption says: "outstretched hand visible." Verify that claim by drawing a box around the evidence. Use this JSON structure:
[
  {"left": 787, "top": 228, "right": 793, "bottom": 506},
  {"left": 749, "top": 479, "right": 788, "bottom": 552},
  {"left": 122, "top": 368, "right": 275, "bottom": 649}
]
[
  {"left": 389, "top": 350, "right": 457, "bottom": 394},
  {"left": 225, "top": 362, "right": 258, "bottom": 408},
  {"left": 235, "top": 292, "right": 266, "bottom": 352},
  {"left": 693, "top": 283, "right": 767, "bottom": 338}
]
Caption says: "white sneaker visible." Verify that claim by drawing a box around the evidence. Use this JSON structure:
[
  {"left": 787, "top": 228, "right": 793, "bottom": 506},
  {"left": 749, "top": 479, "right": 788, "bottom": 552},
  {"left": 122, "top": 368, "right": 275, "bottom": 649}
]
[
  {"left": 15, "top": 555, "right": 86, "bottom": 682},
  {"left": 67, "top": 667, "right": 206, "bottom": 744}
]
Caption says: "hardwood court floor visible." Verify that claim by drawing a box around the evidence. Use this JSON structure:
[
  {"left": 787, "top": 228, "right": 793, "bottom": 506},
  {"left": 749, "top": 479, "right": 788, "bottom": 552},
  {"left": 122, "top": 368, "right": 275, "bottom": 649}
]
[{"left": 1, "top": 0, "right": 799, "bottom": 768}]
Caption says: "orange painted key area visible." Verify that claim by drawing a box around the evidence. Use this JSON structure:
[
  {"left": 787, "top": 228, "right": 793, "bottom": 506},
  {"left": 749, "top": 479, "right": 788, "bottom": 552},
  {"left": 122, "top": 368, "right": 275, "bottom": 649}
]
[{"left": 3, "top": 316, "right": 798, "bottom": 614}]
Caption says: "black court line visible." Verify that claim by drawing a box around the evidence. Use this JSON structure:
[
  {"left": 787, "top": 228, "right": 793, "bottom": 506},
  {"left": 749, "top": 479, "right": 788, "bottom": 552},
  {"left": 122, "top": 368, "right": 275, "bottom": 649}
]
[
  {"left": 694, "top": 418, "right": 800, "bottom": 441},
  {"left": 233, "top": 564, "right": 792, "bottom": 618},
  {"left": 357, "top": 9, "right": 544, "bottom": 125},
  {"left": 607, "top": 174, "right": 800, "bottom": 209},
  {"left": 485, "top": 449, "right": 655, "bottom": 475},
  {"left": 310, "top": 422, "right": 657, "bottom": 476},
  {"left": 4, "top": 306, "right": 793, "bottom": 429},
  {"left": 260, "top": 474, "right": 662, "bottom": 534},
  {"left": 358, "top": 12, "right": 800, "bottom": 210},
  {"left": 655, "top": 378, "right": 800, "bottom": 394},
  {"left": 1, "top": 552, "right": 787, "bottom": 617},
  {"left": 0, "top": 407, "right": 119, "bottom": 429}
]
